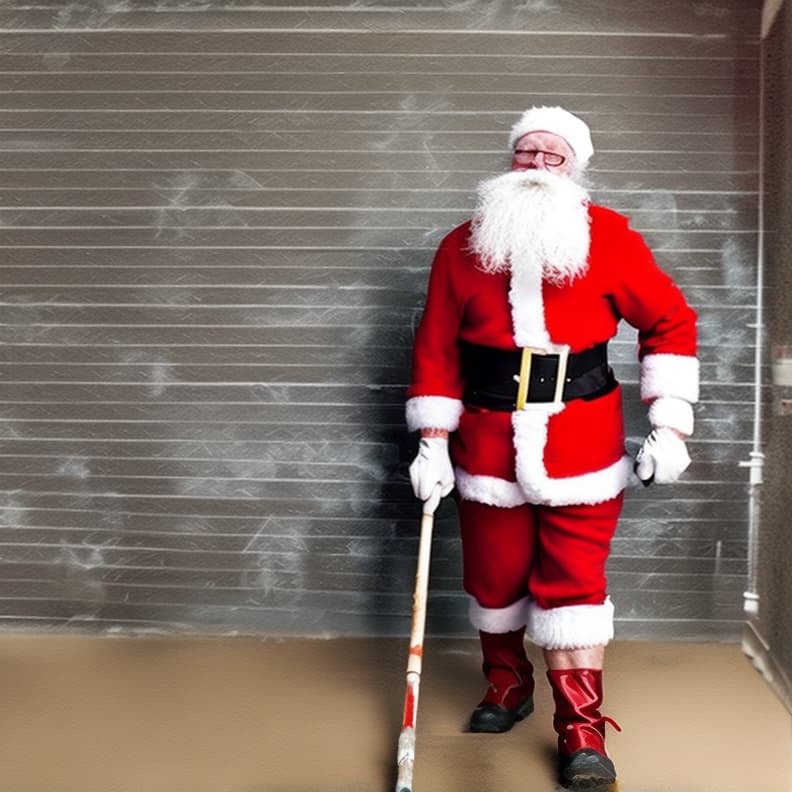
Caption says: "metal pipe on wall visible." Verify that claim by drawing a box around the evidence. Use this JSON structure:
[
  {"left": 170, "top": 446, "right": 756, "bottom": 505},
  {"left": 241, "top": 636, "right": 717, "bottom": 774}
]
[
  {"left": 740, "top": 9, "right": 768, "bottom": 618},
  {"left": 741, "top": 0, "right": 781, "bottom": 618}
]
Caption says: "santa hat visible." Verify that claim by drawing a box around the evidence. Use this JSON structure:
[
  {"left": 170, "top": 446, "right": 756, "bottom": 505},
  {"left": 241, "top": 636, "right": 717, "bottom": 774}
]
[{"left": 508, "top": 106, "right": 594, "bottom": 167}]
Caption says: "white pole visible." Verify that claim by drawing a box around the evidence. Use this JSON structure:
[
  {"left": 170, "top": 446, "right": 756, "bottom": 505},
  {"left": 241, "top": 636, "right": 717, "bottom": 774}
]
[{"left": 395, "top": 486, "right": 441, "bottom": 792}]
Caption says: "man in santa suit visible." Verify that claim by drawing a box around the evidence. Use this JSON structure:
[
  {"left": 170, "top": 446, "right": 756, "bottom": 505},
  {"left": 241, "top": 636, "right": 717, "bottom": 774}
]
[{"left": 406, "top": 105, "right": 698, "bottom": 788}]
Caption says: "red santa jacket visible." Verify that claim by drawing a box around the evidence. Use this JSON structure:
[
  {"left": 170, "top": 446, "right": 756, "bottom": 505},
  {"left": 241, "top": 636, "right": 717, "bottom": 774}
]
[{"left": 406, "top": 204, "right": 699, "bottom": 507}]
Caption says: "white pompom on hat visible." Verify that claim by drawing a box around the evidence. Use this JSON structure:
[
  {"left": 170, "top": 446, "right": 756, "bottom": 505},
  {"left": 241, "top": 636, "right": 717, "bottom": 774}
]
[{"left": 508, "top": 105, "right": 594, "bottom": 166}]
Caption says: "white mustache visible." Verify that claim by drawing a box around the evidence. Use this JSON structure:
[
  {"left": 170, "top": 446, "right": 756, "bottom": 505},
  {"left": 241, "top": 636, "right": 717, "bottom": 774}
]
[
  {"left": 513, "top": 170, "right": 553, "bottom": 186},
  {"left": 490, "top": 167, "right": 561, "bottom": 190}
]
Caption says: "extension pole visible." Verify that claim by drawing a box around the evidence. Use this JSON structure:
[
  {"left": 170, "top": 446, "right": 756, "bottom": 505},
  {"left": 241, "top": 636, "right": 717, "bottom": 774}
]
[{"left": 395, "top": 485, "right": 441, "bottom": 792}]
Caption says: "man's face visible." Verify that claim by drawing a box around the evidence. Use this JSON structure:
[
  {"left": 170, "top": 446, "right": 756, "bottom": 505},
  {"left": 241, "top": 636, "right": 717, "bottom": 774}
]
[{"left": 511, "top": 131, "right": 576, "bottom": 177}]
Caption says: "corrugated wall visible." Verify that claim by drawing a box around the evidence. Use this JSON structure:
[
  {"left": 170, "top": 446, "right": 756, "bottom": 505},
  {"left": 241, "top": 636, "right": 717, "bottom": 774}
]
[
  {"left": 0, "top": 1, "right": 761, "bottom": 638},
  {"left": 743, "top": 0, "right": 792, "bottom": 711}
]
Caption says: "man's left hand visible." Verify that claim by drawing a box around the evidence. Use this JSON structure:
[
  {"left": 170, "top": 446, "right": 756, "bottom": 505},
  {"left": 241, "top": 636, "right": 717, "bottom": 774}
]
[{"left": 634, "top": 426, "right": 691, "bottom": 485}]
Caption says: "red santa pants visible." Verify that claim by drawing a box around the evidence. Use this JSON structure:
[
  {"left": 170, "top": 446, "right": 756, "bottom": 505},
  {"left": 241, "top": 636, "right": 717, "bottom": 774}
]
[{"left": 458, "top": 493, "right": 624, "bottom": 612}]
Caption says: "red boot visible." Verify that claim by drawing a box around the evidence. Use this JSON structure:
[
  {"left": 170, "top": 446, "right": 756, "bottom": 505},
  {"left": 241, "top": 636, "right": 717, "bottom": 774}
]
[
  {"left": 546, "top": 668, "right": 620, "bottom": 788},
  {"left": 469, "top": 629, "right": 534, "bottom": 733}
]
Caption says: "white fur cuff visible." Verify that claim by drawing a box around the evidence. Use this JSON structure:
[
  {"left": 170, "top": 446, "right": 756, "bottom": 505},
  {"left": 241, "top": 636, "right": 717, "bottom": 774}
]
[
  {"left": 468, "top": 595, "right": 531, "bottom": 633},
  {"left": 405, "top": 395, "right": 464, "bottom": 433},
  {"left": 527, "top": 597, "right": 614, "bottom": 650},
  {"left": 640, "top": 354, "right": 699, "bottom": 403},
  {"left": 648, "top": 396, "right": 695, "bottom": 436}
]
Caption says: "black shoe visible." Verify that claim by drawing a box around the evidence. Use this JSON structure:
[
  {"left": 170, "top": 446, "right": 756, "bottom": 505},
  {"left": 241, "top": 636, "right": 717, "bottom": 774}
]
[
  {"left": 468, "top": 695, "right": 534, "bottom": 733},
  {"left": 559, "top": 748, "right": 616, "bottom": 788}
]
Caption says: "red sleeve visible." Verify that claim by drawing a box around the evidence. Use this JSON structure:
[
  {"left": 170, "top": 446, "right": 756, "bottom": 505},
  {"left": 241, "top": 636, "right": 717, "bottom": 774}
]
[
  {"left": 604, "top": 212, "right": 698, "bottom": 359},
  {"left": 407, "top": 231, "right": 466, "bottom": 401}
]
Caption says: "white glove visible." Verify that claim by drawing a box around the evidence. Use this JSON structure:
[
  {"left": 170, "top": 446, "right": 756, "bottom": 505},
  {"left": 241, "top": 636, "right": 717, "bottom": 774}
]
[
  {"left": 634, "top": 426, "right": 691, "bottom": 485},
  {"left": 409, "top": 437, "right": 455, "bottom": 501}
]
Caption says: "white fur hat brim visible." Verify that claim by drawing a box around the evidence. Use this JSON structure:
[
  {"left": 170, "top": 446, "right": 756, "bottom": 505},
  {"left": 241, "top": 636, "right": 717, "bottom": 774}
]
[{"left": 508, "top": 105, "right": 594, "bottom": 166}]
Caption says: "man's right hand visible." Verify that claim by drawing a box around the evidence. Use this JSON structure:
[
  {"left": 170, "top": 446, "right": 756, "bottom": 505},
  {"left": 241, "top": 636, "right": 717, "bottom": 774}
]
[{"left": 409, "top": 436, "right": 455, "bottom": 501}]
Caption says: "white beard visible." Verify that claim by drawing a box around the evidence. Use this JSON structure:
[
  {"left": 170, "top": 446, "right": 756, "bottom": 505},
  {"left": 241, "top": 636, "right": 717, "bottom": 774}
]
[{"left": 468, "top": 169, "right": 591, "bottom": 287}]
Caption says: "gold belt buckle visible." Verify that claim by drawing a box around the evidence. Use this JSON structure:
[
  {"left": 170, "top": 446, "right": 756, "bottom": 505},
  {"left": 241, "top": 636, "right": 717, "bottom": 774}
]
[{"left": 515, "top": 346, "right": 570, "bottom": 410}]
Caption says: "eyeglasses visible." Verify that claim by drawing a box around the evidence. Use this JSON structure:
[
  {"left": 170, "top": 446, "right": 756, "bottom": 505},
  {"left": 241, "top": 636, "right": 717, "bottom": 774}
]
[{"left": 512, "top": 149, "right": 566, "bottom": 167}]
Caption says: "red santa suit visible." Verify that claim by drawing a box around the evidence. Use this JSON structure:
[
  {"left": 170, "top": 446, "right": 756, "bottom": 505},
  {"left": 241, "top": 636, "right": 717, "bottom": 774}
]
[{"left": 406, "top": 204, "right": 698, "bottom": 649}]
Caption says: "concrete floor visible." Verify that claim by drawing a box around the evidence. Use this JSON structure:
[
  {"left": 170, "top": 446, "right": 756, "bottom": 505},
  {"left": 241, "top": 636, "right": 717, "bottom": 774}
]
[{"left": 0, "top": 634, "right": 789, "bottom": 792}]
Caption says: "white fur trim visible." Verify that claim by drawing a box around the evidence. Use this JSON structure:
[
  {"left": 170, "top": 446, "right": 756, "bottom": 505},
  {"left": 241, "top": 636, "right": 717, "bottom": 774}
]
[
  {"left": 508, "top": 252, "right": 552, "bottom": 349},
  {"left": 456, "top": 459, "right": 632, "bottom": 508},
  {"left": 512, "top": 404, "right": 563, "bottom": 502},
  {"left": 469, "top": 595, "right": 531, "bottom": 633},
  {"left": 512, "top": 409, "right": 632, "bottom": 506},
  {"left": 640, "top": 354, "right": 699, "bottom": 404},
  {"left": 508, "top": 105, "right": 594, "bottom": 166},
  {"left": 405, "top": 395, "right": 464, "bottom": 433},
  {"left": 528, "top": 597, "right": 614, "bottom": 650},
  {"left": 455, "top": 468, "right": 528, "bottom": 507},
  {"left": 648, "top": 396, "right": 695, "bottom": 436}
]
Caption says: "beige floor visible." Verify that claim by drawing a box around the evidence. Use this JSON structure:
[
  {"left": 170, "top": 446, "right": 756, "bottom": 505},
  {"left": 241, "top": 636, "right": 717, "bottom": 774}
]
[{"left": 0, "top": 635, "right": 789, "bottom": 792}]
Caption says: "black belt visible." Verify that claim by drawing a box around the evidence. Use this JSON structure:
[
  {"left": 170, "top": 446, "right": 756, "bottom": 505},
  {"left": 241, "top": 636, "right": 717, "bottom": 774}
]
[{"left": 460, "top": 340, "right": 615, "bottom": 411}]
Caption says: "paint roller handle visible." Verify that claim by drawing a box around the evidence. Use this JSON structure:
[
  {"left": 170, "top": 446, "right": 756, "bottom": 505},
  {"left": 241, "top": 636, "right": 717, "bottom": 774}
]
[{"left": 395, "top": 483, "right": 441, "bottom": 792}]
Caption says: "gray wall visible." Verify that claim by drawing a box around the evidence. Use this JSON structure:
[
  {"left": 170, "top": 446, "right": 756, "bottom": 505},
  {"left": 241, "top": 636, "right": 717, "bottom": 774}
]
[
  {"left": 0, "top": 1, "right": 762, "bottom": 639},
  {"left": 744, "top": 0, "right": 792, "bottom": 709}
]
